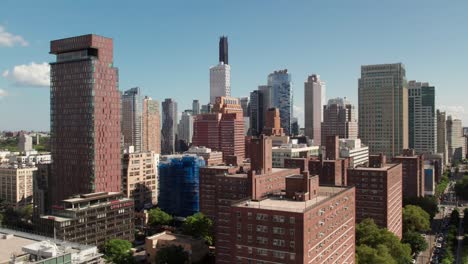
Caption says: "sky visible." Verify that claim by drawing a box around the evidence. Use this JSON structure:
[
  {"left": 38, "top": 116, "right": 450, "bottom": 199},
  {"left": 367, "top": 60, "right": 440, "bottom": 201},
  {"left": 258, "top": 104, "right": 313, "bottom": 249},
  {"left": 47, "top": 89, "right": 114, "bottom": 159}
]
[{"left": 0, "top": 0, "right": 467, "bottom": 131}]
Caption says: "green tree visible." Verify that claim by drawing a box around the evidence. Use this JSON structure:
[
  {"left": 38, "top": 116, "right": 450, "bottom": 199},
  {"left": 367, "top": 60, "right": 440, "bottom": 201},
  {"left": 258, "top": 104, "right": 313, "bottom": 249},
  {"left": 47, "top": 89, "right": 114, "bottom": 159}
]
[
  {"left": 148, "top": 208, "right": 173, "bottom": 227},
  {"left": 455, "top": 175, "right": 468, "bottom": 200},
  {"left": 403, "top": 196, "right": 439, "bottom": 219},
  {"left": 155, "top": 245, "right": 189, "bottom": 264},
  {"left": 181, "top": 213, "right": 213, "bottom": 245},
  {"left": 402, "top": 230, "right": 428, "bottom": 255},
  {"left": 102, "top": 239, "right": 135, "bottom": 264},
  {"left": 402, "top": 205, "right": 431, "bottom": 233},
  {"left": 356, "top": 219, "right": 412, "bottom": 264},
  {"left": 449, "top": 209, "right": 460, "bottom": 226},
  {"left": 356, "top": 244, "right": 396, "bottom": 264}
]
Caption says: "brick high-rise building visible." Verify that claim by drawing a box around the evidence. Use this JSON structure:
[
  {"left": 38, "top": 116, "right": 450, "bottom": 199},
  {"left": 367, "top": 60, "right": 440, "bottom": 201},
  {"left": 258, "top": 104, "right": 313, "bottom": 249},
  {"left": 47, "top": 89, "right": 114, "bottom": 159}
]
[
  {"left": 392, "top": 149, "right": 424, "bottom": 199},
  {"left": 321, "top": 97, "right": 358, "bottom": 146},
  {"left": 49, "top": 34, "right": 121, "bottom": 205},
  {"left": 347, "top": 154, "right": 403, "bottom": 238},
  {"left": 263, "top": 108, "right": 284, "bottom": 136},
  {"left": 142, "top": 96, "right": 161, "bottom": 154}
]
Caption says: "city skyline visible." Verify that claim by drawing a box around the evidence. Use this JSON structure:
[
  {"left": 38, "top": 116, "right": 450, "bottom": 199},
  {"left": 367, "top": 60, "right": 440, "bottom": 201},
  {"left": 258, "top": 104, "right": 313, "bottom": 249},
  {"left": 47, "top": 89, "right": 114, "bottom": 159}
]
[{"left": 1, "top": 1, "right": 468, "bottom": 131}]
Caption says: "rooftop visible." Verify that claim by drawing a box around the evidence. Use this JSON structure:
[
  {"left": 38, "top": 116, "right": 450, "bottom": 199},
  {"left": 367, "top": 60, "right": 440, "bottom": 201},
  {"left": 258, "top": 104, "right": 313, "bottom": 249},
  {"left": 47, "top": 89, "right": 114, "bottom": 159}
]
[
  {"left": 351, "top": 163, "right": 400, "bottom": 171},
  {"left": 233, "top": 186, "right": 350, "bottom": 213}
]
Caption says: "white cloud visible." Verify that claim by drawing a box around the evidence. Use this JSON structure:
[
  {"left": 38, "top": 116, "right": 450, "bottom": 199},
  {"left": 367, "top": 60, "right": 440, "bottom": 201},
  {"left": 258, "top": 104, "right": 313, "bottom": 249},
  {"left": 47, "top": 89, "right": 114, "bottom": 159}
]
[
  {"left": 2, "top": 62, "right": 50, "bottom": 87},
  {"left": 293, "top": 105, "right": 304, "bottom": 127},
  {"left": 0, "top": 25, "right": 28, "bottom": 47},
  {"left": 438, "top": 105, "right": 465, "bottom": 120},
  {"left": 0, "top": 89, "right": 7, "bottom": 99}
]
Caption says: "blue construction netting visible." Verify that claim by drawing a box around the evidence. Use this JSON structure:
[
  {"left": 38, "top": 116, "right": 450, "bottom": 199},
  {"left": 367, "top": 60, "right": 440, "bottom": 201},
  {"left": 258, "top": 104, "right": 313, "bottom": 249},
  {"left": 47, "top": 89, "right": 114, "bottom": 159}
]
[{"left": 158, "top": 155, "right": 205, "bottom": 217}]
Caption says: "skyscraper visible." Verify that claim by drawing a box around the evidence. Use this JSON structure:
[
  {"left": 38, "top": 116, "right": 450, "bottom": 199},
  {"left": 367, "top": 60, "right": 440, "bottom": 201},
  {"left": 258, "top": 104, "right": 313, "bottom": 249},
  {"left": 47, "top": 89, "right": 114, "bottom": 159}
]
[
  {"left": 358, "top": 63, "right": 408, "bottom": 157},
  {"left": 321, "top": 97, "right": 358, "bottom": 145},
  {"left": 142, "top": 96, "right": 161, "bottom": 154},
  {"left": 178, "top": 111, "right": 194, "bottom": 145},
  {"left": 268, "top": 70, "right": 293, "bottom": 135},
  {"left": 408, "top": 81, "right": 436, "bottom": 154},
  {"left": 249, "top": 85, "right": 272, "bottom": 136},
  {"left": 437, "top": 110, "right": 448, "bottom": 164},
  {"left": 210, "top": 37, "right": 231, "bottom": 104},
  {"left": 122, "top": 87, "right": 142, "bottom": 152},
  {"left": 304, "top": 74, "right": 325, "bottom": 145},
  {"left": 219, "top": 36, "right": 228, "bottom": 65},
  {"left": 240, "top": 97, "right": 249, "bottom": 117},
  {"left": 161, "top": 98, "right": 178, "bottom": 154},
  {"left": 192, "top": 99, "right": 200, "bottom": 115},
  {"left": 49, "top": 34, "right": 121, "bottom": 204},
  {"left": 447, "top": 115, "right": 464, "bottom": 162}
]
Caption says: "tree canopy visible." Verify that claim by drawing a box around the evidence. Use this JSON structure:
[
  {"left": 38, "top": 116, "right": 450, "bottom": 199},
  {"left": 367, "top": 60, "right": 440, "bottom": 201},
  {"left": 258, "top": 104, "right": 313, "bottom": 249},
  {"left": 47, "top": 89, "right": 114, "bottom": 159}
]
[
  {"left": 155, "top": 245, "right": 189, "bottom": 264},
  {"left": 455, "top": 175, "right": 468, "bottom": 200},
  {"left": 181, "top": 213, "right": 213, "bottom": 245},
  {"left": 148, "top": 208, "right": 173, "bottom": 227},
  {"left": 402, "top": 230, "right": 428, "bottom": 255},
  {"left": 403, "top": 196, "right": 438, "bottom": 219},
  {"left": 102, "top": 239, "right": 135, "bottom": 264},
  {"left": 356, "top": 219, "right": 412, "bottom": 264},
  {"left": 402, "top": 205, "right": 431, "bottom": 233}
]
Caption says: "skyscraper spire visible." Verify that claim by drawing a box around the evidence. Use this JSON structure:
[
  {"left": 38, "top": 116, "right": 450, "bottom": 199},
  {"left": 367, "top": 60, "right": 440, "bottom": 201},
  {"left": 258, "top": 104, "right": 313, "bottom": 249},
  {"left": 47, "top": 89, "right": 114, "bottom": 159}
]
[{"left": 219, "top": 36, "right": 228, "bottom": 64}]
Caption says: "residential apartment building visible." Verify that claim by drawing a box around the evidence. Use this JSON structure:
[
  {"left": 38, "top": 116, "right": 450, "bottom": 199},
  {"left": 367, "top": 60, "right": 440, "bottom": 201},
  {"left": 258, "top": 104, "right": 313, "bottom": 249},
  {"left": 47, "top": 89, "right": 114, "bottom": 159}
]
[
  {"left": 161, "top": 98, "right": 178, "bottom": 155},
  {"left": 121, "top": 87, "right": 142, "bottom": 152},
  {"left": 339, "top": 138, "right": 369, "bottom": 168},
  {"left": 447, "top": 115, "right": 464, "bottom": 162},
  {"left": 321, "top": 97, "right": 357, "bottom": 145},
  {"left": 272, "top": 141, "right": 319, "bottom": 168},
  {"left": 0, "top": 163, "right": 36, "bottom": 207},
  {"left": 392, "top": 149, "right": 424, "bottom": 199},
  {"left": 185, "top": 146, "right": 223, "bottom": 166},
  {"left": 142, "top": 96, "right": 161, "bottom": 154}
]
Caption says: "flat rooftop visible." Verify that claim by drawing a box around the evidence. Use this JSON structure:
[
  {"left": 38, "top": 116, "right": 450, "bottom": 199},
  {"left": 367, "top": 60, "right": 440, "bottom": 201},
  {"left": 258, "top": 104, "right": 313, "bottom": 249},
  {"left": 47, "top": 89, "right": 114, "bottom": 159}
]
[
  {"left": 351, "top": 163, "right": 400, "bottom": 171},
  {"left": 0, "top": 232, "right": 35, "bottom": 263},
  {"left": 233, "top": 186, "right": 350, "bottom": 213}
]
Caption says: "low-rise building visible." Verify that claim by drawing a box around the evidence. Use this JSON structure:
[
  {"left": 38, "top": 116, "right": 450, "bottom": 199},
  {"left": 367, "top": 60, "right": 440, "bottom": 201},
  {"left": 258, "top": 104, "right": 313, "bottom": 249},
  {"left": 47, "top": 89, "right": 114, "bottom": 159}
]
[
  {"left": 185, "top": 146, "right": 223, "bottom": 166},
  {"left": 339, "top": 138, "right": 369, "bottom": 167},
  {"left": 0, "top": 163, "right": 36, "bottom": 208},
  {"left": 36, "top": 192, "right": 134, "bottom": 247},
  {"left": 272, "top": 141, "right": 319, "bottom": 168},
  {"left": 145, "top": 231, "right": 208, "bottom": 263},
  {"left": 392, "top": 149, "right": 424, "bottom": 199}
]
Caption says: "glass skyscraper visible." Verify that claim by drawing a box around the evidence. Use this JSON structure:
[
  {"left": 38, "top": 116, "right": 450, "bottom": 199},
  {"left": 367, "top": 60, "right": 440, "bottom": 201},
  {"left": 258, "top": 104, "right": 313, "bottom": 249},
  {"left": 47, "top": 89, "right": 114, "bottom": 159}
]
[{"left": 267, "top": 70, "right": 293, "bottom": 135}]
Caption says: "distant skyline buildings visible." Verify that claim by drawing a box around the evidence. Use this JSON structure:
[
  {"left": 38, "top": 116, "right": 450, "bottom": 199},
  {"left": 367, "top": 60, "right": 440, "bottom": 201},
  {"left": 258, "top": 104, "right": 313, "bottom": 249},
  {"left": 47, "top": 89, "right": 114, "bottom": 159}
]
[
  {"left": 321, "top": 97, "right": 357, "bottom": 145},
  {"left": 121, "top": 87, "right": 142, "bottom": 152},
  {"left": 161, "top": 98, "right": 178, "bottom": 154},
  {"left": 178, "top": 110, "right": 194, "bottom": 145},
  {"left": 192, "top": 99, "right": 200, "bottom": 115},
  {"left": 209, "top": 36, "right": 231, "bottom": 104},
  {"left": 268, "top": 69, "right": 293, "bottom": 135},
  {"left": 358, "top": 63, "right": 408, "bottom": 157},
  {"left": 142, "top": 96, "right": 161, "bottom": 154},
  {"left": 304, "top": 74, "right": 325, "bottom": 145}
]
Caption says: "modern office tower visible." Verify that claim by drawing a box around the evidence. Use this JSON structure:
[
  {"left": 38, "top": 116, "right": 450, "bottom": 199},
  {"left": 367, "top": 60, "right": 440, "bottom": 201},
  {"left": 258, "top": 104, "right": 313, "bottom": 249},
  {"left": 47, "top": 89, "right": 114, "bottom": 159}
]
[
  {"left": 161, "top": 98, "right": 178, "bottom": 154},
  {"left": 34, "top": 163, "right": 51, "bottom": 217},
  {"left": 178, "top": 111, "right": 194, "bottom": 145},
  {"left": 408, "top": 81, "right": 436, "bottom": 154},
  {"left": 446, "top": 115, "right": 464, "bottom": 162},
  {"left": 304, "top": 74, "right": 326, "bottom": 145},
  {"left": 192, "top": 99, "right": 200, "bottom": 115},
  {"left": 437, "top": 110, "right": 449, "bottom": 164},
  {"left": 49, "top": 34, "right": 121, "bottom": 205},
  {"left": 142, "top": 96, "right": 161, "bottom": 154},
  {"left": 392, "top": 149, "right": 424, "bottom": 199},
  {"left": 268, "top": 70, "right": 293, "bottom": 135},
  {"left": 358, "top": 63, "right": 408, "bottom": 157},
  {"left": 37, "top": 192, "right": 134, "bottom": 247},
  {"left": 321, "top": 97, "right": 358, "bottom": 146},
  {"left": 192, "top": 96, "right": 245, "bottom": 163},
  {"left": 249, "top": 90, "right": 263, "bottom": 136},
  {"left": 347, "top": 154, "right": 403, "bottom": 238},
  {"left": 0, "top": 163, "right": 36, "bottom": 208},
  {"left": 210, "top": 37, "right": 231, "bottom": 104},
  {"left": 185, "top": 146, "right": 223, "bottom": 166},
  {"left": 219, "top": 36, "right": 228, "bottom": 64},
  {"left": 18, "top": 134, "right": 33, "bottom": 152},
  {"left": 122, "top": 151, "right": 159, "bottom": 210},
  {"left": 121, "top": 87, "right": 142, "bottom": 152},
  {"left": 291, "top": 117, "right": 299, "bottom": 136},
  {"left": 339, "top": 138, "right": 369, "bottom": 168},
  {"left": 158, "top": 155, "right": 205, "bottom": 217},
  {"left": 240, "top": 97, "right": 249, "bottom": 117}
]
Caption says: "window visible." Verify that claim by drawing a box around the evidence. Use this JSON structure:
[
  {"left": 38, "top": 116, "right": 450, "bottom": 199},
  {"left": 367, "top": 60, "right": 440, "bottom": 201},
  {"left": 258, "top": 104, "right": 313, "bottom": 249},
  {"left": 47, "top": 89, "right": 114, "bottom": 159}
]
[
  {"left": 273, "top": 239, "right": 285, "bottom": 247},
  {"left": 256, "top": 213, "right": 268, "bottom": 221},
  {"left": 273, "top": 227, "right": 285, "bottom": 235},
  {"left": 272, "top": 215, "right": 285, "bottom": 223},
  {"left": 273, "top": 251, "right": 285, "bottom": 259},
  {"left": 289, "top": 217, "right": 295, "bottom": 224},
  {"left": 256, "top": 225, "right": 268, "bottom": 233}
]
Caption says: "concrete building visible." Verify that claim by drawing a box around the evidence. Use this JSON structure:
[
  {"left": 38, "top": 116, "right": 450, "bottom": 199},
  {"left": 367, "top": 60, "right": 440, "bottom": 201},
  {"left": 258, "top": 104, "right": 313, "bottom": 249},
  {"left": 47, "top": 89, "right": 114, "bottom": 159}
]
[
  {"left": 0, "top": 228, "right": 102, "bottom": 264},
  {"left": 49, "top": 34, "right": 121, "bottom": 205},
  {"left": 184, "top": 146, "right": 223, "bottom": 166},
  {"left": 210, "top": 37, "right": 231, "bottom": 104},
  {"left": 142, "top": 96, "right": 161, "bottom": 154},
  {"left": 392, "top": 149, "right": 424, "bottom": 199},
  {"left": 347, "top": 154, "right": 403, "bottom": 238},
  {"left": 268, "top": 70, "right": 293, "bottom": 135},
  {"left": 0, "top": 163, "right": 36, "bottom": 208},
  {"left": 437, "top": 110, "right": 449, "bottom": 165},
  {"left": 304, "top": 74, "right": 326, "bottom": 146},
  {"left": 122, "top": 87, "right": 142, "bottom": 152},
  {"left": 423, "top": 153, "right": 444, "bottom": 183},
  {"left": 339, "top": 138, "right": 369, "bottom": 168},
  {"left": 37, "top": 192, "right": 134, "bottom": 247},
  {"left": 18, "top": 134, "right": 33, "bottom": 152},
  {"left": 447, "top": 115, "right": 464, "bottom": 163},
  {"left": 424, "top": 164, "right": 435, "bottom": 196},
  {"left": 177, "top": 111, "right": 194, "bottom": 145},
  {"left": 161, "top": 98, "right": 178, "bottom": 154},
  {"left": 122, "top": 151, "right": 159, "bottom": 210},
  {"left": 272, "top": 141, "right": 319, "bottom": 168},
  {"left": 321, "top": 97, "right": 358, "bottom": 145},
  {"left": 358, "top": 63, "right": 408, "bottom": 157},
  {"left": 146, "top": 231, "right": 208, "bottom": 264},
  {"left": 408, "top": 81, "right": 436, "bottom": 154},
  {"left": 240, "top": 97, "right": 249, "bottom": 118}
]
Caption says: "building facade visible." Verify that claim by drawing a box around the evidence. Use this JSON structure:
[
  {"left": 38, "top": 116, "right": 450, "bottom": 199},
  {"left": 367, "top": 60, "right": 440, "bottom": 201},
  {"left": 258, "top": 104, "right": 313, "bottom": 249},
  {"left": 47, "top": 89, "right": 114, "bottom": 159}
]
[
  {"left": 0, "top": 164, "right": 36, "bottom": 207},
  {"left": 339, "top": 138, "right": 369, "bottom": 168},
  {"left": 408, "top": 81, "right": 436, "bottom": 154},
  {"left": 49, "top": 34, "right": 121, "bottom": 205},
  {"left": 178, "top": 111, "right": 194, "bottom": 145},
  {"left": 437, "top": 110, "right": 448, "bottom": 165},
  {"left": 447, "top": 115, "right": 464, "bottom": 163},
  {"left": 121, "top": 87, "right": 142, "bottom": 152},
  {"left": 304, "top": 74, "right": 326, "bottom": 145},
  {"left": 142, "top": 96, "right": 161, "bottom": 154},
  {"left": 184, "top": 146, "right": 223, "bottom": 166},
  {"left": 392, "top": 149, "right": 424, "bottom": 199},
  {"left": 272, "top": 142, "right": 319, "bottom": 168},
  {"left": 192, "top": 99, "right": 200, "bottom": 115},
  {"left": 268, "top": 70, "right": 293, "bottom": 135},
  {"left": 18, "top": 134, "right": 33, "bottom": 152},
  {"left": 321, "top": 97, "right": 358, "bottom": 145},
  {"left": 161, "top": 98, "right": 178, "bottom": 154},
  {"left": 358, "top": 63, "right": 408, "bottom": 157}
]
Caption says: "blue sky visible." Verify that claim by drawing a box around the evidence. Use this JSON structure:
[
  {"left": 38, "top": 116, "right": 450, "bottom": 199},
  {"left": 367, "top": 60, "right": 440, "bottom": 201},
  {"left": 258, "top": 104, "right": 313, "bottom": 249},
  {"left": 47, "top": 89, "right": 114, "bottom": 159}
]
[{"left": 1, "top": 0, "right": 467, "bottom": 130}]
